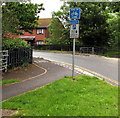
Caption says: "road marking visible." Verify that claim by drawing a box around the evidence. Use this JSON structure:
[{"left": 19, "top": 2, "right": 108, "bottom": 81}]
[
  {"left": 48, "top": 59, "right": 119, "bottom": 86},
  {"left": 34, "top": 60, "right": 49, "bottom": 63}
]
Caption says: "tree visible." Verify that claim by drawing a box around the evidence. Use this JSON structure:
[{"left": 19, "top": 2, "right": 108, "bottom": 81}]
[
  {"left": 106, "top": 2, "right": 120, "bottom": 13},
  {"left": 107, "top": 12, "right": 120, "bottom": 48},
  {"left": 48, "top": 18, "right": 66, "bottom": 44},
  {"left": 52, "top": 2, "right": 110, "bottom": 47},
  {"left": 2, "top": 5, "right": 19, "bottom": 36},
  {"left": 105, "top": 2, "right": 120, "bottom": 49},
  {"left": 2, "top": 2, "right": 44, "bottom": 36},
  {"left": 52, "top": 4, "right": 73, "bottom": 46}
]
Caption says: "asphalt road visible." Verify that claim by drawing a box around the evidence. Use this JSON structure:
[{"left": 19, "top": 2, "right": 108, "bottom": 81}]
[{"left": 33, "top": 51, "right": 119, "bottom": 84}]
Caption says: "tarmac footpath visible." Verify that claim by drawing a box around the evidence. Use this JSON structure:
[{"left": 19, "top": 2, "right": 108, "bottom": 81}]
[{"left": 2, "top": 58, "right": 79, "bottom": 101}]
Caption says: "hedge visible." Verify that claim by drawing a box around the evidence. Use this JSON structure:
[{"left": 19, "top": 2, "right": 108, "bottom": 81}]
[{"left": 2, "top": 38, "right": 30, "bottom": 50}]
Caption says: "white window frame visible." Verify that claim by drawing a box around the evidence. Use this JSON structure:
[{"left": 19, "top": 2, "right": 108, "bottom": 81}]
[{"left": 37, "top": 29, "right": 44, "bottom": 34}]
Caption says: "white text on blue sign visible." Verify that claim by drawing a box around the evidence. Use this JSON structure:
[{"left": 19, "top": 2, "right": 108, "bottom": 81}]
[{"left": 70, "top": 8, "right": 80, "bottom": 19}]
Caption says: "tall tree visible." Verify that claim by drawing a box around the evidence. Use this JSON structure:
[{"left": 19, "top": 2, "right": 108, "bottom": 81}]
[
  {"left": 107, "top": 12, "right": 120, "bottom": 48},
  {"left": 2, "top": 5, "right": 19, "bottom": 35},
  {"left": 48, "top": 18, "right": 67, "bottom": 44},
  {"left": 52, "top": 2, "right": 110, "bottom": 47},
  {"left": 2, "top": 2, "right": 44, "bottom": 36},
  {"left": 52, "top": 4, "right": 72, "bottom": 46}
]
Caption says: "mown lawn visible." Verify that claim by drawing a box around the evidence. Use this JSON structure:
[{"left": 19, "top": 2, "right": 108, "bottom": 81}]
[
  {"left": 2, "top": 75, "right": 118, "bottom": 116},
  {"left": 0, "top": 79, "right": 20, "bottom": 86}
]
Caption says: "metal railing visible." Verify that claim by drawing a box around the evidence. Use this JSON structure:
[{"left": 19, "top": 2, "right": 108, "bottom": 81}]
[
  {"left": 7, "top": 47, "right": 33, "bottom": 69},
  {"left": 80, "top": 47, "right": 95, "bottom": 54},
  {"left": 0, "top": 50, "right": 8, "bottom": 72}
]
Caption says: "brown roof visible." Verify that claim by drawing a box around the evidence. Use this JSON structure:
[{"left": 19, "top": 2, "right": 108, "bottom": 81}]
[{"left": 37, "top": 18, "right": 52, "bottom": 28}]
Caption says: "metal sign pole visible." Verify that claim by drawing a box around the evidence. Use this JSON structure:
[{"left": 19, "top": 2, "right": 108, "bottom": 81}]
[
  {"left": 72, "top": 38, "right": 75, "bottom": 80},
  {"left": 70, "top": 8, "right": 80, "bottom": 80}
]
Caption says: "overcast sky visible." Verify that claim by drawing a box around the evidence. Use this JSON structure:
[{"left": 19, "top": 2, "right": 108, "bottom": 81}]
[{"left": 31, "top": 0, "right": 64, "bottom": 18}]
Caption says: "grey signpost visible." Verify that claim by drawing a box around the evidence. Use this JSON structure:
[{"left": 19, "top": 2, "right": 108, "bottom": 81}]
[{"left": 70, "top": 8, "right": 80, "bottom": 79}]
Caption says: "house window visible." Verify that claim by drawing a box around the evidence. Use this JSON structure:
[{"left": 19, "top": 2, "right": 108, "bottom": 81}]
[
  {"left": 36, "top": 41, "right": 44, "bottom": 45},
  {"left": 37, "top": 29, "right": 44, "bottom": 34}
]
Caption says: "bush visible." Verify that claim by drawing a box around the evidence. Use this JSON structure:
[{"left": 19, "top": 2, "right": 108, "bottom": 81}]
[{"left": 2, "top": 38, "right": 30, "bottom": 50}]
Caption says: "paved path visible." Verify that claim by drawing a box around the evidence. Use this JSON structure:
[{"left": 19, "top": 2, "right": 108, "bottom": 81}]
[
  {"left": 3, "top": 63, "right": 45, "bottom": 81},
  {"left": 2, "top": 59, "right": 79, "bottom": 101}
]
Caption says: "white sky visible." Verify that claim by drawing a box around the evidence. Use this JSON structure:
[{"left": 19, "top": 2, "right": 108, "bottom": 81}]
[{"left": 31, "top": 0, "right": 64, "bottom": 18}]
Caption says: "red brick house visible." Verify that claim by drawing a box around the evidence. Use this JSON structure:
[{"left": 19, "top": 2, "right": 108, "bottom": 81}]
[{"left": 19, "top": 18, "right": 52, "bottom": 45}]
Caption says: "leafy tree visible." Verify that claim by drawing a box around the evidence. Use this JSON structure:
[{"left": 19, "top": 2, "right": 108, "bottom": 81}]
[
  {"left": 2, "top": 2, "right": 44, "bottom": 36},
  {"left": 52, "top": 4, "right": 72, "bottom": 46},
  {"left": 48, "top": 18, "right": 67, "bottom": 44},
  {"left": 106, "top": 2, "right": 120, "bottom": 13},
  {"left": 45, "top": 38, "right": 61, "bottom": 45},
  {"left": 2, "top": 5, "right": 19, "bottom": 36},
  {"left": 107, "top": 12, "right": 120, "bottom": 48},
  {"left": 52, "top": 2, "right": 110, "bottom": 47}
]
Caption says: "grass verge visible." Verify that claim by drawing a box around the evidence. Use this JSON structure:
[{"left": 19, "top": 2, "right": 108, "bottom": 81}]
[
  {"left": 101, "top": 51, "right": 120, "bottom": 58},
  {"left": 0, "top": 79, "right": 21, "bottom": 85},
  {"left": 2, "top": 75, "right": 118, "bottom": 116},
  {"left": 34, "top": 50, "right": 74, "bottom": 54}
]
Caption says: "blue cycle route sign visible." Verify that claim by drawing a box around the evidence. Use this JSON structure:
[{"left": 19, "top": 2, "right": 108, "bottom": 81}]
[{"left": 70, "top": 8, "right": 80, "bottom": 19}]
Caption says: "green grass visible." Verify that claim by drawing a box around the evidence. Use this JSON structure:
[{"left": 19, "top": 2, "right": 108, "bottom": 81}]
[
  {"left": 0, "top": 79, "right": 21, "bottom": 85},
  {"left": 2, "top": 75, "right": 118, "bottom": 116},
  {"left": 101, "top": 51, "right": 120, "bottom": 57}
]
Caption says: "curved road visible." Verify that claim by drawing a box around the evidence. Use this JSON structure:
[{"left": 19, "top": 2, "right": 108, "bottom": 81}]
[{"left": 33, "top": 51, "right": 119, "bottom": 85}]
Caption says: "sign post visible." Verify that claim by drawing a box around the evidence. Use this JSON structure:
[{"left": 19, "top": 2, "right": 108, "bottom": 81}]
[
  {"left": 70, "top": 8, "right": 80, "bottom": 80},
  {"left": 72, "top": 38, "right": 75, "bottom": 80}
]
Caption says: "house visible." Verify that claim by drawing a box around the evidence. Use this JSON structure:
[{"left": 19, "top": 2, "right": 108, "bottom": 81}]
[{"left": 19, "top": 18, "right": 52, "bottom": 45}]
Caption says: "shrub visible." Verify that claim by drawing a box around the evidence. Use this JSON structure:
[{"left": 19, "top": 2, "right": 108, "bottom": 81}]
[{"left": 2, "top": 38, "right": 30, "bottom": 50}]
